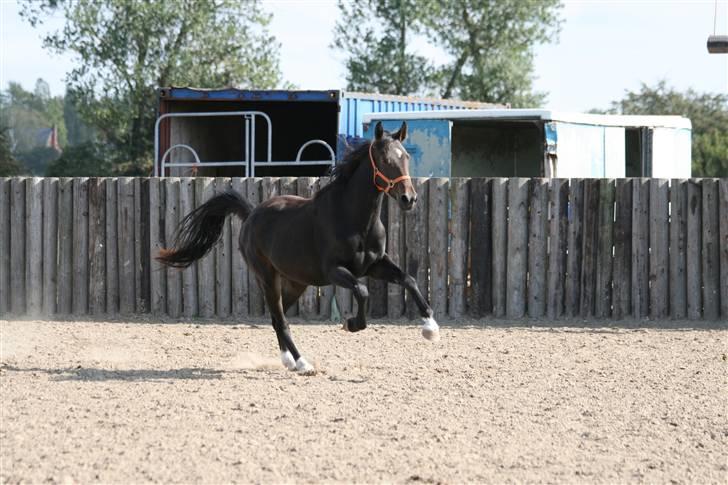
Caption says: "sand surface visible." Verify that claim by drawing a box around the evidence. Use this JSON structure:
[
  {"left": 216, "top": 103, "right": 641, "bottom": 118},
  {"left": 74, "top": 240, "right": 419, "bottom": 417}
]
[{"left": 1, "top": 318, "right": 726, "bottom": 484}]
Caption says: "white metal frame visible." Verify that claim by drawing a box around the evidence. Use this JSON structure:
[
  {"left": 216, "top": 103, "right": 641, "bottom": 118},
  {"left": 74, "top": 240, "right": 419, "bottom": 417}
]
[{"left": 154, "top": 111, "right": 336, "bottom": 177}]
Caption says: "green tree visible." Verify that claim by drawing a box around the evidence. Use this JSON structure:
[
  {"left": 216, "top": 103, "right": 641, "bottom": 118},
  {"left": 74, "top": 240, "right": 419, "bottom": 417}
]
[
  {"left": 333, "top": 0, "right": 562, "bottom": 106},
  {"left": 333, "top": 0, "right": 433, "bottom": 95},
  {"left": 45, "top": 142, "right": 114, "bottom": 177},
  {"left": 21, "top": 0, "right": 285, "bottom": 175},
  {"left": 604, "top": 82, "right": 728, "bottom": 177},
  {"left": 0, "top": 126, "right": 23, "bottom": 176},
  {"left": 426, "top": 0, "right": 561, "bottom": 106}
]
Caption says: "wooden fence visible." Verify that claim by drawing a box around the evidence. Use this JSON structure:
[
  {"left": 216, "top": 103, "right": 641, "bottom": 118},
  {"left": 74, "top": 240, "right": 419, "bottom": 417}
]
[{"left": 1, "top": 177, "right": 726, "bottom": 321}]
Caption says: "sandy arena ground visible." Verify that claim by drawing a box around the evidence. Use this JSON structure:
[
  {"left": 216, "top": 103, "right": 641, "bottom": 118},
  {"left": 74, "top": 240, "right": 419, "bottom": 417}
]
[{"left": 1, "top": 317, "right": 726, "bottom": 484}]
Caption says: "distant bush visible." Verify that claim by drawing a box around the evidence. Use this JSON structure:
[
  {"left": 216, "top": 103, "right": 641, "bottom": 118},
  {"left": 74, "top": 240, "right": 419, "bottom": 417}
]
[
  {"left": 16, "top": 146, "right": 60, "bottom": 175},
  {"left": 45, "top": 142, "right": 114, "bottom": 176}
]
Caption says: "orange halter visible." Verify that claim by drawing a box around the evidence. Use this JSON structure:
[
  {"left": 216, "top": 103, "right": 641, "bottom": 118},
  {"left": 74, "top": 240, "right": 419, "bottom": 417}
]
[{"left": 369, "top": 142, "right": 411, "bottom": 193}]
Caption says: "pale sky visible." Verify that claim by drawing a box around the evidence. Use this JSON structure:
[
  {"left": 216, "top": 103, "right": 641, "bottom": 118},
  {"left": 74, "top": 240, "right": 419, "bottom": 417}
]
[{"left": 1, "top": 0, "right": 727, "bottom": 112}]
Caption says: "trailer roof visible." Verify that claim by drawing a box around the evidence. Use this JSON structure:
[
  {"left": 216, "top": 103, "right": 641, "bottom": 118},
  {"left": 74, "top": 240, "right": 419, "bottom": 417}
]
[{"left": 363, "top": 109, "right": 692, "bottom": 129}]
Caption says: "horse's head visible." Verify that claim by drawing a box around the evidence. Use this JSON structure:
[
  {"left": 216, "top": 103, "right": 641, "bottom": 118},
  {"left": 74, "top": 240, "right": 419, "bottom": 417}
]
[{"left": 369, "top": 121, "right": 417, "bottom": 211}]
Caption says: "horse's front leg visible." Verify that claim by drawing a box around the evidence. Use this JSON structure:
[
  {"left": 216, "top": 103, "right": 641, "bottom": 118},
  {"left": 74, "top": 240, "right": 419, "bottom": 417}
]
[
  {"left": 327, "top": 266, "right": 369, "bottom": 332},
  {"left": 366, "top": 254, "right": 440, "bottom": 341}
]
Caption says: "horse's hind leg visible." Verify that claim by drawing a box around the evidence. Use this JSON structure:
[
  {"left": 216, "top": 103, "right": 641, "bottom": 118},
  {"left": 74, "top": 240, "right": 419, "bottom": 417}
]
[
  {"left": 257, "top": 271, "right": 315, "bottom": 375},
  {"left": 327, "top": 266, "right": 369, "bottom": 332}
]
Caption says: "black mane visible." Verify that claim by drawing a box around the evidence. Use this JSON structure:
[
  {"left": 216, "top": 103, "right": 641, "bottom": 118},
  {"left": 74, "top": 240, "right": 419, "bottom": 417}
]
[{"left": 314, "top": 140, "right": 371, "bottom": 199}]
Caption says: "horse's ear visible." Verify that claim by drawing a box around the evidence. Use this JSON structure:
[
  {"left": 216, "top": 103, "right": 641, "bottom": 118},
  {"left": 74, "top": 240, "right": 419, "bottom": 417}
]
[
  {"left": 395, "top": 121, "right": 407, "bottom": 142},
  {"left": 375, "top": 121, "right": 383, "bottom": 140}
]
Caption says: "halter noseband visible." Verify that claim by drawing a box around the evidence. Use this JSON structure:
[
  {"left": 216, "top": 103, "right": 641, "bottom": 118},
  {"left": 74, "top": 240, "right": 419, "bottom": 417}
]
[{"left": 369, "top": 142, "right": 411, "bottom": 193}]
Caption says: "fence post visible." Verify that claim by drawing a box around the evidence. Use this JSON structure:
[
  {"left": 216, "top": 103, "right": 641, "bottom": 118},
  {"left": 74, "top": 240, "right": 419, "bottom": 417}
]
[
  {"left": 25, "top": 178, "right": 44, "bottom": 315},
  {"left": 88, "top": 178, "right": 107, "bottom": 315},
  {"left": 0, "top": 179, "right": 10, "bottom": 315},
  {"left": 448, "top": 178, "right": 470, "bottom": 318},
  {"left": 491, "top": 178, "right": 508, "bottom": 317},
  {"left": 506, "top": 178, "right": 529, "bottom": 318},
  {"left": 547, "top": 179, "right": 569, "bottom": 319},
  {"left": 631, "top": 178, "right": 650, "bottom": 319},
  {"left": 428, "top": 178, "right": 449, "bottom": 319},
  {"left": 649, "top": 179, "right": 669, "bottom": 319},
  {"left": 469, "top": 178, "right": 492, "bottom": 317},
  {"left": 701, "top": 179, "right": 720, "bottom": 320},
  {"left": 595, "top": 179, "right": 615, "bottom": 318},
  {"left": 669, "top": 179, "right": 688, "bottom": 319}
]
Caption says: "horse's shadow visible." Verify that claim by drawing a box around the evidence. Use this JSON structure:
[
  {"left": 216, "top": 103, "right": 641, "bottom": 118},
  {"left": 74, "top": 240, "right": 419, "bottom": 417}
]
[{"left": 2, "top": 364, "right": 234, "bottom": 382}]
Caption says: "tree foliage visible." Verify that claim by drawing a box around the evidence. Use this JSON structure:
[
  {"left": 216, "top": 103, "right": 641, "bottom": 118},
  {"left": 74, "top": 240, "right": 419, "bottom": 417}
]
[
  {"left": 333, "top": 0, "right": 562, "bottom": 106},
  {"left": 21, "top": 0, "right": 285, "bottom": 175},
  {"left": 333, "top": 0, "right": 433, "bottom": 95},
  {"left": 0, "top": 126, "right": 23, "bottom": 176},
  {"left": 45, "top": 142, "right": 114, "bottom": 177},
  {"left": 604, "top": 82, "right": 728, "bottom": 177}
]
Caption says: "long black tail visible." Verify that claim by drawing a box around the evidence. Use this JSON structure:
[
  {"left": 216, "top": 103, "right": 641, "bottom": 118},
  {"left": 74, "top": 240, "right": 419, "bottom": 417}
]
[{"left": 157, "top": 190, "right": 253, "bottom": 268}]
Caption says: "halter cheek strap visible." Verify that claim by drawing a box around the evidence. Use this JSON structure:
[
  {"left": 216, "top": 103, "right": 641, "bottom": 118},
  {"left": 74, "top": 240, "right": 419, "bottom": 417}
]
[{"left": 369, "top": 142, "right": 411, "bottom": 193}]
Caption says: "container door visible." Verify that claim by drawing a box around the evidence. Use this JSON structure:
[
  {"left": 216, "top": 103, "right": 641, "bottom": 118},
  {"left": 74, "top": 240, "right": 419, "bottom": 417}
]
[{"left": 363, "top": 119, "right": 452, "bottom": 177}]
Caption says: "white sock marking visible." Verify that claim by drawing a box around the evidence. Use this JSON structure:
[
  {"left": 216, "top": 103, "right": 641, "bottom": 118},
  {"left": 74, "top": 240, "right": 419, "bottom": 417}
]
[
  {"left": 295, "top": 357, "right": 316, "bottom": 375},
  {"left": 421, "top": 316, "right": 440, "bottom": 342},
  {"left": 280, "top": 350, "right": 296, "bottom": 371}
]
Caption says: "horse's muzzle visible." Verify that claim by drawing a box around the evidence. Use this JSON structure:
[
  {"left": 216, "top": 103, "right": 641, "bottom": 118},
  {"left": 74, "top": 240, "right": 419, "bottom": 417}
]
[{"left": 399, "top": 194, "right": 416, "bottom": 211}]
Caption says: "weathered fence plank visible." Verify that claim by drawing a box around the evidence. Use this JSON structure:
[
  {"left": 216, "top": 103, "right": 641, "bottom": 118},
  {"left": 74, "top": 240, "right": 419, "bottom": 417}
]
[
  {"left": 296, "top": 177, "right": 319, "bottom": 319},
  {"left": 686, "top": 180, "right": 702, "bottom": 319},
  {"left": 507, "top": 178, "right": 529, "bottom": 318},
  {"left": 649, "top": 179, "right": 669, "bottom": 318},
  {"left": 105, "top": 179, "right": 119, "bottom": 315},
  {"left": 117, "top": 178, "right": 136, "bottom": 314},
  {"left": 10, "top": 178, "right": 26, "bottom": 313},
  {"left": 429, "top": 178, "right": 449, "bottom": 319},
  {"left": 631, "top": 178, "right": 650, "bottom": 319},
  {"left": 215, "top": 177, "right": 232, "bottom": 317},
  {"left": 179, "top": 178, "right": 198, "bottom": 317},
  {"left": 580, "top": 179, "right": 600, "bottom": 317},
  {"left": 669, "top": 179, "right": 688, "bottom": 319},
  {"left": 387, "top": 191, "right": 405, "bottom": 318},
  {"left": 528, "top": 178, "right": 549, "bottom": 318},
  {"left": 719, "top": 179, "right": 728, "bottom": 320},
  {"left": 57, "top": 178, "right": 74, "bottom": 314},
  {"left": 701, "top": 179, "right": 720, "bottom": 320},
  {"left": 231, "top": 177, "right": 248, "bottom": 317},
  {"left": 72, "top": 178, "right": 89, "bottom": 314},
  {"left": 41, "top": 178, "right": 58, "bottom": 315},
  {"left": 0, "top": 180, "right": 11, "bottom": 314},
  {"left": 595, "top": 179, "right": 615, "bottom": 318},
  {"left": 136, "top": 178, "right": 151, "bottom": 313},
  {"left": 88, "top": 178, "right": 106, "bottom": 315},
  {"left": 25, "top": 178, "right": 43, "bottom": 315},
  {"left": 547, "top": 179, "right": 569, "bottom": 319},
  {"left": 612, "top": 179, "right": 632, "bottom": 319},
  {"left": 468, "top": 178, "right": 492, "bottom": 317},
  {"left": 165, "top": 178, "right": 182, "bottom": 318},
  {"left": 195, "top": 178, "right": 216, "bottom": 317},
  {"left": 491, "top": 178, "right": 508, "bottom": 317},
  {"left": 148, "top": 178, "right": 166, "bottom": 315},
  {"left": 405, "top": 178, "right": 429, "bottom": 319},
  {"left": 448, "top": 178, "right": 470, "bottom": 318},
  {"left": 565, "top": 179, "right": 584, "bottom": 317}
]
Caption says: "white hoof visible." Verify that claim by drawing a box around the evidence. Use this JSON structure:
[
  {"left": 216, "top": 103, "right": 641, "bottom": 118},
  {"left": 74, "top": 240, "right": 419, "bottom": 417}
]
[
  {"left": 421, "top": 316, "right": 440, "bottom": 342},
  {"left": 280, "top": 350, "right": 296, "bottom": 371},
  {"left": 295, "top": 357, "right": 316, "bottom": 376}
]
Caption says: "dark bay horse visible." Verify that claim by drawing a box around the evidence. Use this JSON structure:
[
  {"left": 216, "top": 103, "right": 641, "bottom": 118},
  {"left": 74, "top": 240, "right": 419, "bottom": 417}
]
[{"left": 157, "top": 121, "right": 439, "bottom": 375}]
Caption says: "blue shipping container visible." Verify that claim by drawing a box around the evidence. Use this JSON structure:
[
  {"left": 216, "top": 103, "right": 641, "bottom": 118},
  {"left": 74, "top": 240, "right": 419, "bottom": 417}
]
[{"left": 156, "top": 88, "right": 499, "bottom": 177}]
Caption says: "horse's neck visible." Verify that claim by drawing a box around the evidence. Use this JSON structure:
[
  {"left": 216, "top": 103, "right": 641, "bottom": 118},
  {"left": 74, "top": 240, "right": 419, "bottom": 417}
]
[{"left": 343, "top": 157, "right": 384, "bottom": 233}]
